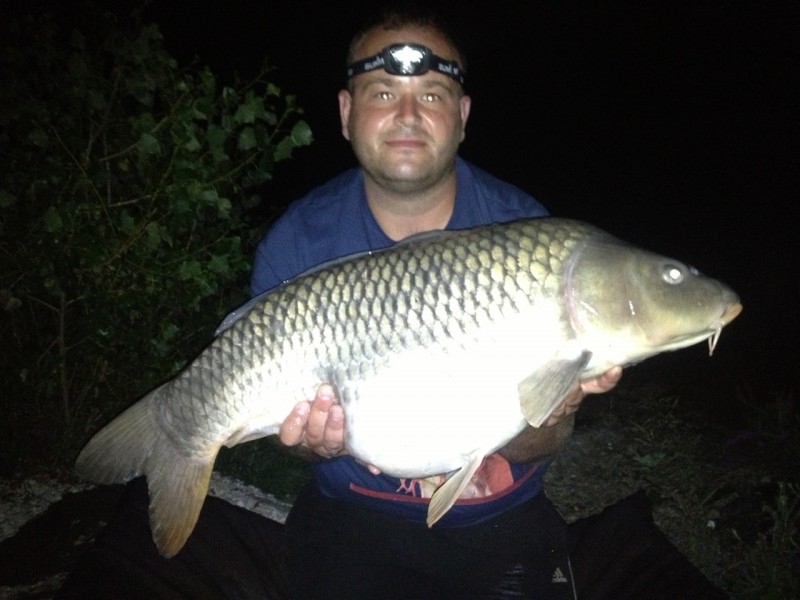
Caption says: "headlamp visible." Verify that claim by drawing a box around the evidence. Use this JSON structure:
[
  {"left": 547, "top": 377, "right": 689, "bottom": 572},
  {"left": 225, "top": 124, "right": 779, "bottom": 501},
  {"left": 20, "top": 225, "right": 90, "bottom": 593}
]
[{"left": 346, "top": 43, "right": 465, "bottom": 86}]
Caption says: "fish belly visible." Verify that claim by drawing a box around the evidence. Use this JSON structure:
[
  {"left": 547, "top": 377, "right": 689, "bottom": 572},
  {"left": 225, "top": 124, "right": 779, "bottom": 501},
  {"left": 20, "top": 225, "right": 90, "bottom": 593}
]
[{"left": 341, "top": 330, "right": 557, "bottom": 477}]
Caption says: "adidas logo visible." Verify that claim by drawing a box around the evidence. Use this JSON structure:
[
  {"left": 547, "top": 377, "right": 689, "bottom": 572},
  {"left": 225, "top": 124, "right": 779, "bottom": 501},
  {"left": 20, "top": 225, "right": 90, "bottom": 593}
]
[{"left": 551, "top": 566, "right": 568, "bottom": 584}]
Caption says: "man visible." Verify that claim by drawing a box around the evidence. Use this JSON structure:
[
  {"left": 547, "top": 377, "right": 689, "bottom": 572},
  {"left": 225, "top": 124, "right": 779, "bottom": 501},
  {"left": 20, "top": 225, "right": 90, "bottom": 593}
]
[{"left": 252, "top": 8, "right": 621, "bottom": 599}]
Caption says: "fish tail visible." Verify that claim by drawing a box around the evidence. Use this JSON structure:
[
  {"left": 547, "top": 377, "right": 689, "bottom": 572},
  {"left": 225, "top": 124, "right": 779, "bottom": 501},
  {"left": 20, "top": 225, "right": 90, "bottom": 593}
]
[
  {"left": 146, "top": 441, "right": 214, "bottom": 558},
  {"left": 75, "top": 385, "right": 215, "bottom": 558}
]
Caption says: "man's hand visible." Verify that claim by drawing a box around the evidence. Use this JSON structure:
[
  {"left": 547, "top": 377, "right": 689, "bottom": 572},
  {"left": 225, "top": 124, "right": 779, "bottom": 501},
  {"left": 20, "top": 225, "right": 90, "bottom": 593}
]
[
  {"left": 278, "top": 384, "right": 382, "bottom": 474},
  {"left": 279, "top": 384, "right": 344, "bottom": 457}
]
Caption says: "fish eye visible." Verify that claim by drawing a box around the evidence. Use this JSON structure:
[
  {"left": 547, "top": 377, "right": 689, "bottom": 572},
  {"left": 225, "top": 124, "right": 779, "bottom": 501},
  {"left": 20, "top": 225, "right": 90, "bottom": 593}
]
[{"left": 662, "top": 263, "right": 685, "bottom": 285}]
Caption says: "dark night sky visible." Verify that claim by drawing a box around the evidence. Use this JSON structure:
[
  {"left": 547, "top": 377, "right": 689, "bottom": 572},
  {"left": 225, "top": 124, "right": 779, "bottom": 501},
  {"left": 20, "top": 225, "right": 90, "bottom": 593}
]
[{"left": 21, "top": 2, "right": 800, "bottom": 394}]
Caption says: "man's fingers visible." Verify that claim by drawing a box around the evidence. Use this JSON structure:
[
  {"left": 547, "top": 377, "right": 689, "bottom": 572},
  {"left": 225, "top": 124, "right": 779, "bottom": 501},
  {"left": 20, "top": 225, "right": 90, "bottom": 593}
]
[
  {"left": 299, "top": 384, "right": 348, "bottom": 457},
  {"left": 304, "top": 387, "right": 336, "bottom": 445},
  {"left": 320, "top": 403, "right": 345, "bottom": 456},
  {"left": 279, "top": 401, "right": 311, "bottom": 446},
  {"left": 581, "top": 366, "right": 623, "bottom": 394}
]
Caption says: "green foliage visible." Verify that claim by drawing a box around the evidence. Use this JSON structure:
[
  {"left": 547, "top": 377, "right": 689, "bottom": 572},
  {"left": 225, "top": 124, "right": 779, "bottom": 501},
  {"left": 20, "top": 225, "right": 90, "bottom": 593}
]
[{"left": 0, "top": 8, "right": 312, "bottom": 472}]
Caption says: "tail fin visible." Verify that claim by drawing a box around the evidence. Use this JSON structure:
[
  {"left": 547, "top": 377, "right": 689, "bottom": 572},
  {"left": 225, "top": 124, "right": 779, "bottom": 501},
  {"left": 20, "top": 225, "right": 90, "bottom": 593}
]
[{"left": 75, "top": 386, "right": 215, "bottom": 558}]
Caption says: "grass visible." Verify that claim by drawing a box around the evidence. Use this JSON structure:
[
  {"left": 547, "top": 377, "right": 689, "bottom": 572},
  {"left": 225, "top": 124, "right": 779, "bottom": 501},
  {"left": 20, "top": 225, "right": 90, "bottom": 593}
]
[{"left": 572, "top": 375, "right": 800, "bottom": 599}]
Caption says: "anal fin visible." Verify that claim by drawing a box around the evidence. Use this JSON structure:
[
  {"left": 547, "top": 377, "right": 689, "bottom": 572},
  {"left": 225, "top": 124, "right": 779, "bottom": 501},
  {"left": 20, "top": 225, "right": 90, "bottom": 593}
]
[{"left": 426, "top": 449, "right": 485, "bottom": 527}]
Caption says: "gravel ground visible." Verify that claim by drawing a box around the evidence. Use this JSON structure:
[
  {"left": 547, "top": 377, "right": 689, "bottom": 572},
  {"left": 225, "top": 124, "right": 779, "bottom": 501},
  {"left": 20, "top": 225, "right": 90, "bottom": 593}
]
[
  {"left": 0, "top": 476, "right": 96, "bottom": 544},
  {"left": 0, "top": 472, "right": 291, "bottom": 546}
]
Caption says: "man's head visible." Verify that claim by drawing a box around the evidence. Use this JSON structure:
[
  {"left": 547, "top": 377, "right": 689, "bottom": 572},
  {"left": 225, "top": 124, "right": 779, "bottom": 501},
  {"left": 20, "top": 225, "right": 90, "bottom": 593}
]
[{"left": 338, "top": 7, "right": 471, "bottom": 196}]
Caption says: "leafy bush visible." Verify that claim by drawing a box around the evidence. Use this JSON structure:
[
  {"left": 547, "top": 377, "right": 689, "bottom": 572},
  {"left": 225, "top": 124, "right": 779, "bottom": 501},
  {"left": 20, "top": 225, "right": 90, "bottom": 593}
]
[{"left": 0, "top": 7, "right": 311, "bottom": 472}]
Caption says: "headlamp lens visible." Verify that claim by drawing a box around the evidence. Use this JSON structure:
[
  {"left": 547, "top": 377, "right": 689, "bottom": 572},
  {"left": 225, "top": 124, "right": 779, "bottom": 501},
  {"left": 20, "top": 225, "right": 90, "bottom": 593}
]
[
  {"left": 387, "top": 45, "right": 430, "bottom": 75},
  {"left": 346, "top": 43, "right": 465, "bottom": 86}
]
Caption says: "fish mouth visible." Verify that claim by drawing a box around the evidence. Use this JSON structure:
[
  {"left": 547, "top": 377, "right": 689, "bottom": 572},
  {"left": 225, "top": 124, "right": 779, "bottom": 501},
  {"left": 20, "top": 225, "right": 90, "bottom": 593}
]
[
  {"left": 720, "top": 302, "right": 743, "bottom": 326},
  {"left": 708, "top": 302, "right": 743, "bottom": 355}
]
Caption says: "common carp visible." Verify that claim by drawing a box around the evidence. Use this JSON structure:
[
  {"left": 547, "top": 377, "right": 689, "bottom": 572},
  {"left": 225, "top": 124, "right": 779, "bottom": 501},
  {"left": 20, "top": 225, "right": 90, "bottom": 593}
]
[{"left": 75, "top": 217, "right": 741, "bottom": 557}]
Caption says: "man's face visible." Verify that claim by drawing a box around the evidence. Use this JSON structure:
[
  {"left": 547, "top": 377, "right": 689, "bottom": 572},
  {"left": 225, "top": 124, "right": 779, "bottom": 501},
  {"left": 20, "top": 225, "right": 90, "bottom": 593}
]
[{"left": 339, "top": 26, "right": 471, "bottom": 194}]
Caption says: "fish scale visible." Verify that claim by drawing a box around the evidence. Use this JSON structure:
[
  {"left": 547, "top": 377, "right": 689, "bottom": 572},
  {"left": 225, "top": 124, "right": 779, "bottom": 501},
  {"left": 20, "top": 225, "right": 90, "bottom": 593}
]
[{"left": 75, "top": 217, "right": 741, "bottom": 557}]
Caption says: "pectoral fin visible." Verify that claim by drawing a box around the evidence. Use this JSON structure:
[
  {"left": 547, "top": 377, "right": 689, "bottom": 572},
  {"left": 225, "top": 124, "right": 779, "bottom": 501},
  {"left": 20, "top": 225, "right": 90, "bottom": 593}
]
[
  {"left": 426, "top": 449, "right": 485, "bottom": 528},
  {"left": 518, "top": 350, "right": 592, "bottom": 427}
]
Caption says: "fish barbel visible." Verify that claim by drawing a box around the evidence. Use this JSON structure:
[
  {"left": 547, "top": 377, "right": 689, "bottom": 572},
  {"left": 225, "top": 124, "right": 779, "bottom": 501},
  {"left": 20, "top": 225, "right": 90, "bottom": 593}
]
[{"left": 75, "top": 218, "right": 742, "bottom": 557}]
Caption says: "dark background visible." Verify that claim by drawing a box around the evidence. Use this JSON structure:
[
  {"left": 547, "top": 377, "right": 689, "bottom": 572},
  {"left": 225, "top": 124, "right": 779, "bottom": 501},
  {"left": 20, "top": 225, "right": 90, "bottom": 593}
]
[{"left": 16, "top": 1, "right": 800, "bottom": 403}]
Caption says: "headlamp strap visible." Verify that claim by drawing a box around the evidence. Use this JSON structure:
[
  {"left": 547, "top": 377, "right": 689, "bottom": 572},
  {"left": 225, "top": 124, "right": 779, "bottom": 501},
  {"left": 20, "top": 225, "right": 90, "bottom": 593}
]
[{"left": 346, "top": 43, "right": 465, "bottom": 86}]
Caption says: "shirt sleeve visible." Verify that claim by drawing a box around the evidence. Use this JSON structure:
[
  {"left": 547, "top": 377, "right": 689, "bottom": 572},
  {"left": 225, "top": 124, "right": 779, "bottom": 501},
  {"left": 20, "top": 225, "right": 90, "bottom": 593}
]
[
  {"left": 249, "top": 168, "right": 370, "bottom": 297},
  {"left": 250, "top": 221, "right": 293, "bottom": 295},
  {"left": 250, "top": 215, "right": 301, "bottom": 296}
]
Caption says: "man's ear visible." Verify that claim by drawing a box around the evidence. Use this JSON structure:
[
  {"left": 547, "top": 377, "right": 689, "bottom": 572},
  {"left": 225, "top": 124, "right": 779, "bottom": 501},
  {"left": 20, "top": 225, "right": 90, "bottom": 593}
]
[
  {"left": 459, "top": 94, "right": 472, "bottom": 142},
  {"left": 338, "top": 89, "right": 353, "bottom": 141}
]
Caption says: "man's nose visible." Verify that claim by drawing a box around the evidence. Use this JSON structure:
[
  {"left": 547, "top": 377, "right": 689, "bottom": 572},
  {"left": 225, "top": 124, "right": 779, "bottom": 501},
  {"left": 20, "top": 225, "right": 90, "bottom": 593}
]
[{"left": 394, "top": 93, "right": 421, "bottom": 125}]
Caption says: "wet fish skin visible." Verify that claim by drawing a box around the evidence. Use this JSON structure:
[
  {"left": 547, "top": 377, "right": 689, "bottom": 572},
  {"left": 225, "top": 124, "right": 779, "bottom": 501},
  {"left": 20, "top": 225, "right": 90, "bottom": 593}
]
[{"left": 74, "top": 218, "right": 741, "bottom": 557}]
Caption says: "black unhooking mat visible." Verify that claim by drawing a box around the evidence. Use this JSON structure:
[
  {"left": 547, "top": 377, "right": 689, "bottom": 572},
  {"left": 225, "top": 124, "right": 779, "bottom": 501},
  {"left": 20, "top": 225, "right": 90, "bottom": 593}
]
[
  {"left": 46, "top": 480, "right": 727, "bottom": 599},
  {"left": 566, "top": 490, "right": 730, "bottom": 600},
  {"left": 55, "top": 478, "right": 289, "bottom": 600}
]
